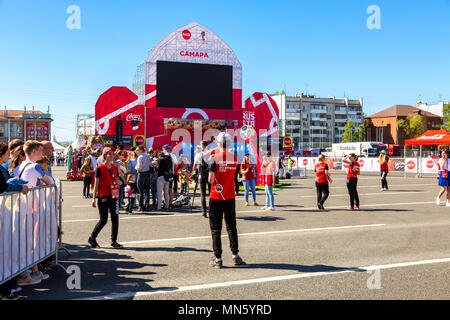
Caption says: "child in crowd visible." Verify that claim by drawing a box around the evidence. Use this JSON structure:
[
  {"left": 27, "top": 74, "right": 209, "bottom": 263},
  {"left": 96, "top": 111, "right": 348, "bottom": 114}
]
[
  {"left": 125, "top": 174, "right": 138, "bottom": 214},
  {"left": 80, "top": 157, "right": 93, "bottom": 198},
  {"left": 178, "top": 163, "right": 190, "bottom": 195},
  {"left": 36, "top": 157, "right": 54, "bottom": 185}
]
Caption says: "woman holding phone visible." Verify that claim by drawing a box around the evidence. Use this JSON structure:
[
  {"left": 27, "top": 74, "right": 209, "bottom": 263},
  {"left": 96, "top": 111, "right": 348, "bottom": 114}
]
[{"left": 89, "top": 147, "right": 123, "bottom": 248}]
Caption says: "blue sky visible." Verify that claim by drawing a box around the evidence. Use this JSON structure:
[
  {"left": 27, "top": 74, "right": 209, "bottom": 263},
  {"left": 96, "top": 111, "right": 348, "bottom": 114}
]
[{"left": 1, "top": 0, "right": 449, "bottom": 141}]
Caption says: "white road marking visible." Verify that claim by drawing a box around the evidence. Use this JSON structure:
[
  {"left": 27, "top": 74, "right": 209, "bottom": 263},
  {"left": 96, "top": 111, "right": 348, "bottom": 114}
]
[
  {"left": 121, "top": 224, "right": 386, "bottom": 245},
  {"left": 78, "top": 257, "right": 450, "bottom": 300},
  {"left": 64, "top": 199, "right": 438, "bottom": 223},
  {"left": 299, "top": 191, "right": 428, "bottom": 198},
  {"left": 62, "top": 210, "right": 264, "bottom": 223},
  {"left": 329, "top": 183, "right": 435, "bottom": 190}
]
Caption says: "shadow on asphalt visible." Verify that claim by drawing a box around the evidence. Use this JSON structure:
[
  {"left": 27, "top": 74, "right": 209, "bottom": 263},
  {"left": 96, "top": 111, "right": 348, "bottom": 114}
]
[
  {"left": 224, "top": 263, "right": 366, "bottom": 273},
  {"left": 281, "top": 208, "right": 413, "bottom": 213},
  {"left": 237, "top": 216, "right": 286, "bottom": 222},
  {"left": 122, "top": 246, "right": 212, "bottom": 253},
  {"left": 19, "top": 244, "right": 170, "bottom": 300}
]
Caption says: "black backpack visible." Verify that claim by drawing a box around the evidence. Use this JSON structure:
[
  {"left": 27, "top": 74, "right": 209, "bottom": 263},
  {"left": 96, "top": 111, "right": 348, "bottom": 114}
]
[
  {"left": 199, "top": 153, "right": 209, "bottom": 181},
  {"left": 161, "top": 155, "right": 173, "bottom": 182}
]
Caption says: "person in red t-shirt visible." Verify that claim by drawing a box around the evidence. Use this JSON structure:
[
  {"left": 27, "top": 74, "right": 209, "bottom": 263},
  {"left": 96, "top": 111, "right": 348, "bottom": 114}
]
[
  {"left": 261, "top": 152, "right": 276, "bottom": 210},
  {"left": 343, "top": 153, "right": 360, "bottom": 210},
  {"left": 207, "top": 132, "right": 245, "bottom": 268},
  {"left": 315, "top": 154, "right": 331, "bottom": 210},
  {"left": 378, "top": 150, "right": 389, "bottom": 191},
  {"left": 89, "top": 147, "right": 123, "bottom": 248},
  {"left": 240, "top": 153, "right": 258, "bottom": 206}
]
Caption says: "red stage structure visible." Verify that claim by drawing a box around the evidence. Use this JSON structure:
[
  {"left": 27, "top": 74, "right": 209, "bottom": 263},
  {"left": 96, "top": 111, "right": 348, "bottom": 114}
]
[{"left": 94, "top": 22, "right": 280, "bottom": 170}]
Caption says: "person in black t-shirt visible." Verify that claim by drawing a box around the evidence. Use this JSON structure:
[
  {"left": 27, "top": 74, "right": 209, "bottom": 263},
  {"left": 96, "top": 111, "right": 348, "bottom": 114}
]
[{"left": 156, "top": 151, "right": 173, "bottom": 210}]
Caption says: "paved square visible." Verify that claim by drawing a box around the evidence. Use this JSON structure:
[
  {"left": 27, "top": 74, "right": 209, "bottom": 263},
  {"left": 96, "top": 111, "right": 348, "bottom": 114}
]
[{"left": 17, "top": 167, "right": 450, "bottom": 300}]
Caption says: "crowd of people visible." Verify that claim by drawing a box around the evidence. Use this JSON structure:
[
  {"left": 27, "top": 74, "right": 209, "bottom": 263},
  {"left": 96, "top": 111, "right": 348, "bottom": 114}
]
[{"left": 0, "top": 139, "right": 56, "bottom": 300}]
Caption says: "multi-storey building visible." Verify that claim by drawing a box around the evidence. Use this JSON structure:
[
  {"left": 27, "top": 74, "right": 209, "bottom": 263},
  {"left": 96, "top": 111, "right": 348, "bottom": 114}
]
[
  {"left": 271, "top": 93, "right": 364, "bottom": 150},
  {"left": 0, "top": 108, "right": 52, "bottom": 144}
]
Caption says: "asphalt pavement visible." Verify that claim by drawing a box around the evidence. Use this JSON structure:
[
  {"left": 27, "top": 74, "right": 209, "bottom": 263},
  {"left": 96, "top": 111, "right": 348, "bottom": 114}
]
[{"left": 15, "top": 166, "right": 450, "bottom": 300}]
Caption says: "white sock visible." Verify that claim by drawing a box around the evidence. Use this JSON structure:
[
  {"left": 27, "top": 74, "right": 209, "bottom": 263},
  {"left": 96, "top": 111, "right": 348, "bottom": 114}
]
[{"left": 232, "top": 254, "right": 240, "bottom": 259}]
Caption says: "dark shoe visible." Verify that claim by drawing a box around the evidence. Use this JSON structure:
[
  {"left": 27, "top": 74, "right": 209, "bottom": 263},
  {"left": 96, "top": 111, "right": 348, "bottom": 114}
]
[
  {"left": 318, "top": 203, "right": 324, "bottom": 210},
  {"left": 88, "top": 237, "right": 100, "bottom": 248},
  {"left": 209, "top": 257, "right": 223, "bottom": 269},
  {"left": 233, "top": 255, "right": 246, "bottom": 266},
  {"left": 202, "top": 213, "right": 208, "bottom": 218},
  {"left": 111, "top": 241, "right": 123, "bottom": 248}
]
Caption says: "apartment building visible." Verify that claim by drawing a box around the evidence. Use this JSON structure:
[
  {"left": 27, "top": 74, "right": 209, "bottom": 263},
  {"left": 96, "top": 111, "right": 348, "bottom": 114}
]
[{"left": 271, "top": 93, "right": 364, "bottom": 150}]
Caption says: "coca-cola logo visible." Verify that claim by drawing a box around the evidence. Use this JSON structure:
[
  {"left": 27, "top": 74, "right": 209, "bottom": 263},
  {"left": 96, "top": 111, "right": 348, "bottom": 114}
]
[
  {"left": 284, "top": 137, "right": 292, "bottom": 146},
  {"left": 126, "top": 113, "right": 142, "bottom": 130},
  {"left": 426, "top": 160, "right": 434, "bottom": 169},
  {"left": 303, "top": 159, "right": 308, "bottom": 166},
  {"left": 126, "top": 113, "right": 142, "bottom": 122},
  {"left": 135, "top": 136, "right": 145, "bottom": 146},
  {"left": 182, "top": 30, "right": 191, "bottom": 40},
  {"left": 407, "top": 161, "right": 416, "bottom": 170},
  {"left": 417, "top": 134, "right": 445, "bottom": 140},
  {"left": 359, "top": 159, "right": 365, "bottom": 167}
]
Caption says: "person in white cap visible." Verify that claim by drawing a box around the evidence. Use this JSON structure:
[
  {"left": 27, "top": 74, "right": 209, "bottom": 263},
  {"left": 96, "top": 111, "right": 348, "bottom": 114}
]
[{"left": 207, "top": 132, "right": 245, "bottom": 268}]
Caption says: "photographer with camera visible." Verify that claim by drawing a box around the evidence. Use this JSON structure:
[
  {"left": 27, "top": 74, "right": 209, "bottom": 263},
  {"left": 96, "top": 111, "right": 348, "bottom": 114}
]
[
  {"left": 343, "top": 153, "right": 360, "bottom": 210},
  {"left": 193, "top": 140, "right": 212, "bottom": 218}
]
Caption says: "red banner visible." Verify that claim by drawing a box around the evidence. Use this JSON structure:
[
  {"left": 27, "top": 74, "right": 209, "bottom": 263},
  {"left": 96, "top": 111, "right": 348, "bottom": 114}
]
[{"left": 26, "top": 121, "right": 49, "bottom": 141}]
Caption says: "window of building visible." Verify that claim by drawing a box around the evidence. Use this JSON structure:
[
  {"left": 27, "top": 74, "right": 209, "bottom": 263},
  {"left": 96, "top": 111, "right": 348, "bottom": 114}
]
[
  {"left": 0, "top": 123, "right": 5, "bottom": 137},
  {"left": 11, "top": 123, "right": 22, "bottom": 138}
]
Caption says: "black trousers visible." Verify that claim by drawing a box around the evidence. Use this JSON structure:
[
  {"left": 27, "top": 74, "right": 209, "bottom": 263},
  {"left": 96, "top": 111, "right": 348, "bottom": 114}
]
[
  {"left": 346, "top": 178, "right": 359, "bottom": 208},
  {"left": 83, "top": 177, "right": 91, "bottom": 197},
  {"left": 91, "top": 196, "right": 119, "bottom": 242},
  {"left": 209, "top": 198, "right": 239, "bottom": 258},
  {"left": 200, "top": 179, "right": 211, "bottom": 215},
  {"left": 315, "top": 182, "right": 329, "bottom": 206},
  {"left": 381, "top": 171, "right": 388, "bottom": 189},
  {"left": 137, "top": 172, "right": 150, "bottom": 209}
]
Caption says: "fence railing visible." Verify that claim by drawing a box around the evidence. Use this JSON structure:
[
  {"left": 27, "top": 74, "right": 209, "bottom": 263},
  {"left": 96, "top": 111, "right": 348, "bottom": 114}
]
[
  {"left": 0, "top": 179, "right": 64, "bottom": 285},
  {"left": 284, "top": 157, "right": 440, "bottom": 176}
]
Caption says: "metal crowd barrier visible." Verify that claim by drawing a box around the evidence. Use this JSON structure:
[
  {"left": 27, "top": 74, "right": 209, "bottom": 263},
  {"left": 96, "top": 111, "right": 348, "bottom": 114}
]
[
  {"left": 0, "top": 179, "right": 65, "bottom": 285},
  {"left": 278, "top": 167, "right": 307, "bottom": 179}
]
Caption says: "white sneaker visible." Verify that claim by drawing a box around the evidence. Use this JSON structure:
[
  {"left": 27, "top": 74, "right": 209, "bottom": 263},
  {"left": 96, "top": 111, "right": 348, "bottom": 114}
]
[
  {"left": 16, "top": 275, "right": 41, "bottom": 286},
  {"left": 446, "top": 201, "right": 450, "bottom": 207},
  {"left": 436, "top": 197, "right": 441, "bottom": 205},
  {"left": 260, "top": 206, "right": 267, "bottom": 210},
  {"left": 30, "top": 271, "right": 49, "bottom": 281},
  {"left": 266, "top": 207, "right": 275, "bottom": 211}
]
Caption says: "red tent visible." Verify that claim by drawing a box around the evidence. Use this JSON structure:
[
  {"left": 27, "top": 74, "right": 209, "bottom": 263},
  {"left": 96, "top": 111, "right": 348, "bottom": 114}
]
[{"left": 404, "top": 129, "right": 450, "bottom": 146}]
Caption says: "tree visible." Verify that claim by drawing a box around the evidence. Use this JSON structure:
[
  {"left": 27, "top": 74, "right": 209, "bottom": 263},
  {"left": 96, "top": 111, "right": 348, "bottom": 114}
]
[
  {"left": 441, "top": 103, "right": 450, "bottom": 131},
  {"left": 397, "top": 114, "right": 428, "bottom": 139},
  {"left": 342, "top": 117, "right": 355, "bottom": 143},
  {"left": 354, "top": 124, "right": 366, "bottom": 142}
]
